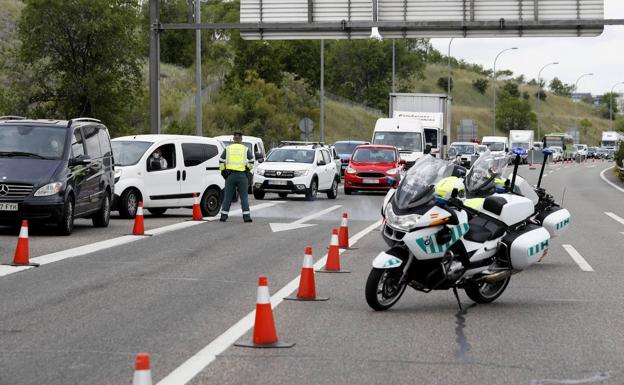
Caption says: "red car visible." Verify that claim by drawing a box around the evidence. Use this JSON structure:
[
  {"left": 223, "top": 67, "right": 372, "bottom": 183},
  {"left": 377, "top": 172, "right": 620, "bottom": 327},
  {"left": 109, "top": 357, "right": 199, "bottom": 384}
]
[{"left": 344, "top": 145, "right": 404, "bottom": 194}]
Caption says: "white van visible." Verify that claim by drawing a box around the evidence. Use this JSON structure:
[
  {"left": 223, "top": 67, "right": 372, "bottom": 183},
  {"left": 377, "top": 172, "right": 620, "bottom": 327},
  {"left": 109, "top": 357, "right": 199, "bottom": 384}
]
[
  {"left": 111, "top": 135, "right": 225, "bottom": 218},
  {"left": 372, "top": 118, "right": 428, "bottom": 168},
  {"left": 481, "top": 136, "right": 509, "bottom": 156}
]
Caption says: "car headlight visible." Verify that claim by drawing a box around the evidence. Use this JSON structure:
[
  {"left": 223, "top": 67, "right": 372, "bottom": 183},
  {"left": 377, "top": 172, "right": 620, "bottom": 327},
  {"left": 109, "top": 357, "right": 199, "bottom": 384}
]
[
  {"left": 346, "top": 166, "right": 356, "bottom": 174},
  {"left": 34, "top": 182, "right": 63, "bottom": 197},
  {"left": 293, "top": 170, "right": 309, "bottom": 177},
  {"left": 114, "top": 168, "right": 123, "bottom": 183},
  {"left": 385, "top": 202, "right": 421, "bottom": 230},
  {"left": 256, "top": 168, "right": 265, "bottom": 176},
  {"left": 386, "top": 168, "right": 399, "bottom": 175}
]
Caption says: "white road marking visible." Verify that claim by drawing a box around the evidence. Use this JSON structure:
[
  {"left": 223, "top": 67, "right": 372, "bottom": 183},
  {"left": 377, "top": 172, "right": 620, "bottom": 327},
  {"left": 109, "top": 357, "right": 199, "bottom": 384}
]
[
  {"left": 269, "top": 204, "right": 341, "bottom": 232},
  {"left": 562, "top": 245, "right": 594, "bottom": 272},
  {"left": 156, "top": 220, "right": 382, "bottom": 385},
  {"left": 605, "top": 212, "right": 624, "bottom": 226},
  {"left": 0, "top": 202, "right": 283, "bottom": 278},
  {"left": 600, "top": 167, "right": 624, "bottom": 194}
]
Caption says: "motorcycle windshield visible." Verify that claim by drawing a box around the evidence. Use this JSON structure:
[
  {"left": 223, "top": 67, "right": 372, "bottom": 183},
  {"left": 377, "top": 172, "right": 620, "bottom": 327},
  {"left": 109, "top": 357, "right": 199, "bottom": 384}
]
[
  {"left": 394, "top": 156, "right": 454, "bottom": 209},
  {"left": 465, "top": 150, "right": 510, "bottom": 193}
]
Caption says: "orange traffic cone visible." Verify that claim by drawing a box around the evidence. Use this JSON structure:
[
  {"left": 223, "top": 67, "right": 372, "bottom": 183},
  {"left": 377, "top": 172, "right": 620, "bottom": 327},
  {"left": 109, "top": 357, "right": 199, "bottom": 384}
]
[
  {"left": 131, "top": 202, "right": 150, "bottom": 236},
  {"left": 235, "top": 276, "right": 295, "bottom": 348},
  {"left": 285, "top": 246, "right": 329, "bottom": 301},
  {"left": 4, "top": 220, "right": 39, "bottom": 267},
  {"left": 192, "top": 193, "right": 203, "bottom": 221},
  {"left": 132, "top": 353, "right": 152, "bottom": 385},
  {"left": 317, "top": 229, "right": 350, "bottom": 273},
  {"left": 338, "top": 213, "right": 350, "bottom": 249}
]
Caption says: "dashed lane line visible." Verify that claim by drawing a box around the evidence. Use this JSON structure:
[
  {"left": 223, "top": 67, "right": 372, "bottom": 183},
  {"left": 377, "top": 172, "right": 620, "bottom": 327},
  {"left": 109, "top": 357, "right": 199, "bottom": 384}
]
[
  {"left": 562, "top": 245, "right": 594, "bottom": 272},
  {"left": 600, "top": 167, "right": 624, "bottom": 194},
  {"left": 0, "top": 202, "right": 284, "bottom": 278},
  {"left": 605, "top": 212, "right": 624, "bottom": 226},
  {"left": 156, "top": 219, "right": 383, "bottom": 385}
]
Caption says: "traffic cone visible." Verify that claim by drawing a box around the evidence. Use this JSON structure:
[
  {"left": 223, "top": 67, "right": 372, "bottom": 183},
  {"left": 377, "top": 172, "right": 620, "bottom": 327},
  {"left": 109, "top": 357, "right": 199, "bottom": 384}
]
[
  {"left": 338, "top": 213, "right": 350, "bottom": 249},
  {"left": 192, "top": 193, "right": 203, "bottom": 221},
  {"left": 132, "top": 353, "right": 152, "bottom": 385},
  {"left": 285, "top": 246, "right": 329, "bottom": 301},
  {"left": 131, "top": 202, "right": 151, "bottom": 236},
  {"left": 3, "top": 220, "right": 39, "bottom": 267},
  {"left": 317, "top": 229, "right": 350, "bottom": 273},
  {"left": 235, "top": 276, "right": 295, "bottom": 348}
]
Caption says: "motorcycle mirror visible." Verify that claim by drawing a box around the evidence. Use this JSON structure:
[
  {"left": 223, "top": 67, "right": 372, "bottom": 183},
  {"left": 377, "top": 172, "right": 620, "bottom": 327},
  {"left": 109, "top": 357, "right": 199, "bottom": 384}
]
[{"left": 451, "top": 188, "right": 459, "bottom": 198}]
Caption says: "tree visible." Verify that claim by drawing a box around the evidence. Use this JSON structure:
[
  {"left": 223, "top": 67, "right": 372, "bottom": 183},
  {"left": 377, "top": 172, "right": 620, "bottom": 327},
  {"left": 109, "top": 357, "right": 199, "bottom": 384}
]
[
  {"left": 472, "top": 78, "right": 488, "bottom": 95},
  {"left": 549, "top": 77, "right": 575, "bottom": 97},
  {"left": 522, "top": 91, "right": 530, "bottom": 100},
  {"left": 18, "top": 0, "right": 143, "bottom": 132},
  {"left": 515, "top": 75, "right": 526, "bottom": 84},
  {"left": 437, "top": 77, "right": 453, "bottom": 92},
  {"left": 496, "top": 93, "right": 536, "bottom": 132},
  {"left": 598, "top": 93, "right": 619, "bottom": 119},
  {"left": 535, "top": 90, "right": 547, "bottom": 101},
  {"left": 502, "top": 82, "right": 521, "bottom": 98}
]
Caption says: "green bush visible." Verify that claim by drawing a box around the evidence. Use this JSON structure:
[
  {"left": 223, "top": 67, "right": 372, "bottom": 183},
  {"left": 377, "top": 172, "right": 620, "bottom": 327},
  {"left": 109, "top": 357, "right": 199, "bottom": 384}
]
[{"left": 615, "top": 143, "right": 624, "bottom": 181}]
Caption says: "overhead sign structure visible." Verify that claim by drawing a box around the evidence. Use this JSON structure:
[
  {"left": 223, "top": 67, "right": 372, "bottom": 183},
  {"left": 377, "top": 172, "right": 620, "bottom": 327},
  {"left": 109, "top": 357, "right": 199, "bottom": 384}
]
[{"left": 239, "top": 0, "right": 604, "bottom": 39}]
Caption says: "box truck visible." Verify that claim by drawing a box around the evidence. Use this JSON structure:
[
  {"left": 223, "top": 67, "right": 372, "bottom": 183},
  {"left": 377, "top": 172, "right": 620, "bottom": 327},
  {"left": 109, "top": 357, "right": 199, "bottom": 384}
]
[{"left": 509, "top": 130, "right": 534, "bottom": 164}]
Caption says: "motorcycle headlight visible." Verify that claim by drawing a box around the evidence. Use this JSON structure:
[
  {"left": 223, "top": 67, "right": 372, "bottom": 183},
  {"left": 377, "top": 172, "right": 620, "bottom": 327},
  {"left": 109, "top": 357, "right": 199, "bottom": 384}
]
[
  {"left": 34, "top": 182, "right": 63, "bottom": 197},
  {"left": 256, "top": 168, "right": 266, "bottom": 176},
  {"left": 346, "top": 166, "right": 356, "bottom": 174},
  {"left": 293, "top": 170, "right": 309, "bottom": 177},
  {"left": 385, "top": 202, "right": 421, "bottom": 230}
]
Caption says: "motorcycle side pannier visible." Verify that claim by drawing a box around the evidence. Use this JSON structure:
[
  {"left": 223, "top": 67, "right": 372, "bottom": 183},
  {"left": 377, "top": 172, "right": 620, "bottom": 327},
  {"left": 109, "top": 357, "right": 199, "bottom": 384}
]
[
  {"left": 534, "top": 206, "right": 571, "bottom": 238},
  {"left": 499, "top": 224, "right": 551, "bottom": 270}
]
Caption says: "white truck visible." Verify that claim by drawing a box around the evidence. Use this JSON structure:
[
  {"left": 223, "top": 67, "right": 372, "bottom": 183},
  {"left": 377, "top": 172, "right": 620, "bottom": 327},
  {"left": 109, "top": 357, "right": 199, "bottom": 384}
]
[
  {"left": 388, "top": 93, "right": 448, "bottom": 158},
  {"left": 600, "top": 131, "right": 624, "bottom": 150},
  {"left": 509, "top": 130, "right": 534, "bottom": 164},
  {"left": 372, "top": 118, "right": 427, "bottom": 169},
  {"left": 481, "top": 136, "right": 509, "bottom": 156}
]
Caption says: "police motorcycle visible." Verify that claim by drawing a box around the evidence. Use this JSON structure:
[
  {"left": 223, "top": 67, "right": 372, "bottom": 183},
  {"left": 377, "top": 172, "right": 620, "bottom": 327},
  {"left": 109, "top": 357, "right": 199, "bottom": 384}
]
[{"left": 367, "top": 151, "right": 569, "bottom": 311}]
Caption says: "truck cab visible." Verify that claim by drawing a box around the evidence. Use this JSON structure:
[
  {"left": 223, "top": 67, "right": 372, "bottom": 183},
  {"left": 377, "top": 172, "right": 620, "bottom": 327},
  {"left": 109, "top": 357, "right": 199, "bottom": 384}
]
[
  {"left": 481, "top": 136, "right": 509, "bottom": 157},
  {"left": 372, "top": 118, "right": 427, "bottom": 170}
]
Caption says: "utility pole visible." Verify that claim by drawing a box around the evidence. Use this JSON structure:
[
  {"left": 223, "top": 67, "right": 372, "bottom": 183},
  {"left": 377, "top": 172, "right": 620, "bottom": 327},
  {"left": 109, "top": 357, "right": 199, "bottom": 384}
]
[
  {"left": 392, "top": 39, "right": 396, "bottom": 93},
  {"left": 492, "top": 47, "right": 518, "bottom": 135},
  {"left": 536, "top": 62, "right": 558, "bottom": 140},
  {"left": 320, "top": 40, "right": 325, "bottom": 143},
  {"left": 610, "top": 82, "right": 624, "bottom": 130},
  {"left": 574, "top": 73, "right": 594, "bottom": 132},
  {"left": 194, "top": 0, "right": 202, "bottom": 136},
  {"left": 149, "top": 0, "right": 161, "bottom": 134}
]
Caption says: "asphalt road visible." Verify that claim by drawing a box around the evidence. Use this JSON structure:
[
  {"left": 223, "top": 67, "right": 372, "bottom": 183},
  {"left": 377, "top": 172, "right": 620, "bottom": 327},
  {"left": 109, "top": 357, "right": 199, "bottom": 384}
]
[{"left": 1, "top": 162, "right": 623, "bottom": 385}]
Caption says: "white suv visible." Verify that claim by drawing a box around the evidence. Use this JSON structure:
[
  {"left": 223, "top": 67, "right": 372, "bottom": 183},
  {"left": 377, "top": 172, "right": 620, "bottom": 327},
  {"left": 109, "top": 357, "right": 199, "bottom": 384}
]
[
  {"left": 253, "top": 144, "right": 340, "bottom": 201},
  {"left": 111, "top": 135, "right": 225, "bottom": 218}
]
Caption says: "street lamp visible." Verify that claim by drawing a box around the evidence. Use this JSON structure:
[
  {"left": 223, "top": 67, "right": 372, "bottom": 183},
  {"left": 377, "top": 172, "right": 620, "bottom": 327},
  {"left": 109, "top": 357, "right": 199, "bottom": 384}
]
[
  {"left": 536, "top": 62, "right": 559, "bottom": 140},
  {"left": 492, "top": 47, "right": 519, "bottom": 134},
  {"left": 610, "top": 81, "right": 624, "bottom": 130},
  {"left": 574, "top": 73, "right": 594, "bottom": 132}
]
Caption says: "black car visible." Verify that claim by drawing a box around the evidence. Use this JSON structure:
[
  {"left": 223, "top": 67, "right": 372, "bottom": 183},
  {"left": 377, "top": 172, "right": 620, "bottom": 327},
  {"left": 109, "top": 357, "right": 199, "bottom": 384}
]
[{"left": 0, "top": 117, "right": 114, "bottom": 234}]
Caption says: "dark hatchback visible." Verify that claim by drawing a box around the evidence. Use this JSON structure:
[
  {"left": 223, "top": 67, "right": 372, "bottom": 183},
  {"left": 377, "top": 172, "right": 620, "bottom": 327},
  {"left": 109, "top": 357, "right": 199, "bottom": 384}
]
[
  {"left": 334, "top": 140, "right": 369, "bottom": 174},
  {"left": 0, "top": 117, "right": 114, "bottom": 235}
]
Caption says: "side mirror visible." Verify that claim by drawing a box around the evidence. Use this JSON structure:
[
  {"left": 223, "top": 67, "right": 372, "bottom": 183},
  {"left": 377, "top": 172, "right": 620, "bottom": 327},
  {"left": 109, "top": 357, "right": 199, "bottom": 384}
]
[
  {"left": 71, "top": 155, "right": 91, "bottom": 166},
  {"left": 334, "top": 155, "right": 341, "bottom": 160},
  {"left": 505, "top": 147, "right": 509, "bottom": 152},
  {"left": 317, "top": 160, "right": 326, "bottom": 166},
  {"left": 254, "top": 152, "right": 263, "bottom": 160},
  {"left": 562, "top": 145, "right": 567, "bottom": 151},
  {"left": 443, "top": 135, "right": 448, "bottom": 145},
  {"left": 257, "top": 158, "right": 264, "bottom": 163},
  {"left": 399, "top": 159, "right": 406, "bottom": 165},
  {"left": 424, "top": 144, "right": 432, "bottom": 155}
]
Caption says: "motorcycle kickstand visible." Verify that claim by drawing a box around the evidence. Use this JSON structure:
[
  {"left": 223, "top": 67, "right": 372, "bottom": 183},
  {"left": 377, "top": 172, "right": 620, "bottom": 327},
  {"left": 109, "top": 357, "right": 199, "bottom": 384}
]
[{"left": 452, "top": 286, "right": 463, "bottom": 311}]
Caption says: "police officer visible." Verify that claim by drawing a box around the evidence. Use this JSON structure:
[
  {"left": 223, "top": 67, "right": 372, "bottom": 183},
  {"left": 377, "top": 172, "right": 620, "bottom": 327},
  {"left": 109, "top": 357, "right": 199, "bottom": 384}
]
[{"left": 219, "top": 131, "right": 254, "bottom": 222}]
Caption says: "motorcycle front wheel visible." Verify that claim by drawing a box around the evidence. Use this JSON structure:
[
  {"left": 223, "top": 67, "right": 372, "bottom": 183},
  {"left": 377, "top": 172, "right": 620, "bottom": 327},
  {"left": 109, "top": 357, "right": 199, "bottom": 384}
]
[
  {"left": 464, "top": 276, "right": 511, "bottom": 304},
  {"left": 365, "top": 268, "right": 408, "bottom": 311}
]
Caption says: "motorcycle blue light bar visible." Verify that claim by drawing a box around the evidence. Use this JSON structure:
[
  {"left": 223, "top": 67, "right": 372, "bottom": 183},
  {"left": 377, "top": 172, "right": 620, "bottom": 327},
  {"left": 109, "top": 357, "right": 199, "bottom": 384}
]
[{"left": 512, "top": 148, "right": 527, "bottom": 156}]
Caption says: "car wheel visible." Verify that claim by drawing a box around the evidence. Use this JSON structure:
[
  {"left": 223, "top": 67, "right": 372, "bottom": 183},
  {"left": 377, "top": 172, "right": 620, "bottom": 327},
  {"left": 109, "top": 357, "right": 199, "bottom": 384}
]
[
  {"left": 305, "top": 179, "right": 318, "bottom": 201},
  {"left": 326, "top": 178, "right": 338, "bottom": 199},
  {"left": 119, "top": 189, "right": 139, "bottom": 219},
  {"left": 147, "top": 208, "right": 167, "bottom": 216},
  {"left": 57, "top": 196, "right": 75, "bottom": 236},
  {"left": 201, "top": 188, "right": 221, "bottom": 217},
  {"left": 278, "top": 192, "right": 288, "bottom": 198},
  {"left": 92, "top": 192, "right": 111, "bottom": 228},
  {"left": 344, "top": 187, "right": 353, "bottom": 195},
  {"left": 253, "top": 190, "right": 265, "bottom": 200}
]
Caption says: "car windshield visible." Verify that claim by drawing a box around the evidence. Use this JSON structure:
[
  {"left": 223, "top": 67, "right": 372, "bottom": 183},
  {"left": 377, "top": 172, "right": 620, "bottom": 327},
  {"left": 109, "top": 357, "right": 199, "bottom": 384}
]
[
  {"left": 394, "top": 156, "right": 453, "bottom": 209},
  {"left": 449, "top": 145, "right": 475, "bottom": 155},
  {"left": 373, "top": 132, "right": 422, "bottom": 152},
  {"left": 266, "top": 149, "right": 315, "bottom": 163},
  {"left": 0, "top": 125, "right": 66, "bottom": 160},
  {"left": 352, "top": 148, "right": 396, "bottom": 163},
  {"left": 112, "top": 141, "right": 152, "bottom": 166},
  {"left": 511, "top": 142, "right": 530, "bottom": 150},
  {"left": 465, "top": 150, "right": 510, "bottom": 193},
  {"left": 334, "top": 142, "right": 362, "bottom": 155},
  {"left": 483, "top": 142, "right": 505, "bottom": 152}
]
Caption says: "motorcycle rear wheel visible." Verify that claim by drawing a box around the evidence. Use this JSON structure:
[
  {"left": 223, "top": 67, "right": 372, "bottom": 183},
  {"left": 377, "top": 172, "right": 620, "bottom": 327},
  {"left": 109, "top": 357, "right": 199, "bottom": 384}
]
[
  {"left": 365, "top": 268, "right": 407, "bottom": 311},
  {"left": 464, "top": 276, "right": 510, "bottom": 304}
]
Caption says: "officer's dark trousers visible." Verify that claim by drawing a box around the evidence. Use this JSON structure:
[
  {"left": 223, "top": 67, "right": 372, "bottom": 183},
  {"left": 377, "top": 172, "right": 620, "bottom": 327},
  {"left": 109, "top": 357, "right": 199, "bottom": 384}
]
[{"left": 221, "top": 171, "right": 250, "bottom": 217}]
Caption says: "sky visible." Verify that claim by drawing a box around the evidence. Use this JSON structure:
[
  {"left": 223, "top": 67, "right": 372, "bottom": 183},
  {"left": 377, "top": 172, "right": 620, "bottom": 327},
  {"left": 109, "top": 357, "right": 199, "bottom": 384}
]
[{"left": 430, "top": 0, "right": 624, "bottom": 95}]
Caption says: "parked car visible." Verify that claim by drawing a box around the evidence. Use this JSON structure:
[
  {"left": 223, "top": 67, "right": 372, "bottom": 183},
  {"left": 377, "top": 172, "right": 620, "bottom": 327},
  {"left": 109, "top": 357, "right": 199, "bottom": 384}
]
[
  {"left": 573, "top": 144, "right": 588, "bottom": 160},
  {"left": 587, "top": 146, "right": 598, "bottom": 158},
  {"left": 111, "top": 135, "right": 225, "bottom": 218},
  {"left": 548, "top": 146, "right": 563, "bottom": 162},
  {"left": 447, "top": 142, "right": 479, "bottom": 167},
  {"left": 0, "top": 117, "right": 114, "bottom": 235},
  {"left": 343, "top": 145, "right": 403, "bottom": 195},
  {"left": 596, "top": 147, "right": 613, "bottom": 160},
  {"left": 476, "top": 144, "right": 488, "bottom": 155},
  {"left": 215, "top": 135, "right": 266, "bottom": 192},
  {"left": 253, "top": 143, "right": 340, "bottom": 201},
  {"left": 334, "top": 140, "right": 369, "bottom": 175}
]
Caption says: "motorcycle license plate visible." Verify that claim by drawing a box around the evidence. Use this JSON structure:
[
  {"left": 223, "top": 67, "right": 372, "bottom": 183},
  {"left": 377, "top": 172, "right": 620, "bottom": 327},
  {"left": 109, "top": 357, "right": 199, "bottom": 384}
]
[
  {"left": 271, "top": 180, "right": 288, "bottom": 185},
  {"left": 0, "top": 203, "right": 18, "bottom": 211},
  {"left": 363, "top": 178, "right": 379, "bottom": 184}
]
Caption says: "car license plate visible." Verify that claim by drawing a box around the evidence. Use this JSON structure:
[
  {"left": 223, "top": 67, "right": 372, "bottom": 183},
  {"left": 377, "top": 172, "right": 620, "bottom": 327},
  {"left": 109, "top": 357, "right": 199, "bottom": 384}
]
[
  {"left": 363, "top": 178, "right": 379, "bottom": 184},
  {"left": 0, "top": 203, "right": 18, "bottom": 211},
  {"left": 271, "top": 180, "right": 288, "bottom": 185}
]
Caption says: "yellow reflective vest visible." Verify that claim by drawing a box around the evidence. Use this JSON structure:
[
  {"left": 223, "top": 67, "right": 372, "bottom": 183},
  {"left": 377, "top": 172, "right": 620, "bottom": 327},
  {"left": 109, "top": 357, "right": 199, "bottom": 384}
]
[{"left": 220, "top": 143, "right": 252, "bottom": 172}]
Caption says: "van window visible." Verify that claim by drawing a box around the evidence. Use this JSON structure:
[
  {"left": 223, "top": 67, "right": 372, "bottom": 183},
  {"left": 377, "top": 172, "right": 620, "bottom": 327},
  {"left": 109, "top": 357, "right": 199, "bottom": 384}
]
[
  {"left": 182, "top": 143, "right": 219, "bottom": 167},
  {"left": 83, "top": 126, "right": 102, "bottom": 158},
  {"left": 98, "top": 128, "right": 112, "bottom": 157},
  {"left": 147, "top": 143, "right": 176, "bottom": 172},
  {"left": 424, "top": 129, "right": 438, "bottom": 148},
  {"left": 71, "top": 129, "right": 85, "bottom": 158}
]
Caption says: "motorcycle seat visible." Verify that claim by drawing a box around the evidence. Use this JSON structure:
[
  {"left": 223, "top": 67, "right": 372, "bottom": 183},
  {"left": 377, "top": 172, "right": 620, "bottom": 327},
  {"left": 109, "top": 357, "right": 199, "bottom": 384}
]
[{"left": 465, "top": 216, "right": 506, "bottom": 243}]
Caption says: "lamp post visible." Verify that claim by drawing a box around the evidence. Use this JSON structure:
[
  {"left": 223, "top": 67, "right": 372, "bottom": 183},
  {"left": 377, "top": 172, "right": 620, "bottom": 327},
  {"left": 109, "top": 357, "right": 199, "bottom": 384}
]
[
  {"left": 492, "top": 47, "right": 518, "bottom": 134},
  {"left": 536, "top": 62, "right": 559, "bottom": 140},
  {"left": 446, "top": 38, "right": 453, "bottom": 156},
  {"left": 610, "top": 82, "right": 624, "bottom": 130},
  {"left": 574, "top": 73, "right": 594, "bottom": 132}
]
